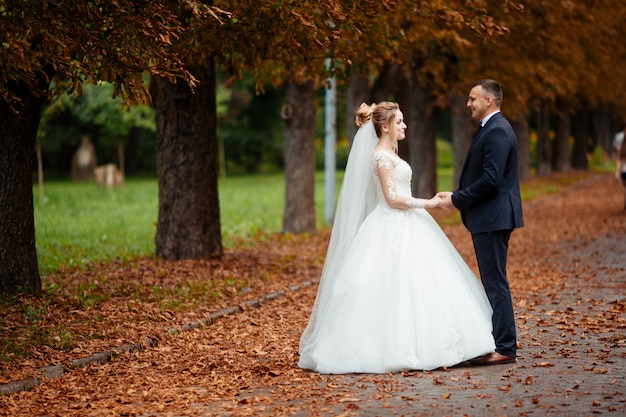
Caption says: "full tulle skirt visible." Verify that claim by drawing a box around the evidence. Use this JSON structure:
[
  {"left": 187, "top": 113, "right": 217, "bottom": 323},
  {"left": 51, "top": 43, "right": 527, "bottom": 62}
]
[{"left": 299, "top": 206, "right": 495, "bottom": 374}]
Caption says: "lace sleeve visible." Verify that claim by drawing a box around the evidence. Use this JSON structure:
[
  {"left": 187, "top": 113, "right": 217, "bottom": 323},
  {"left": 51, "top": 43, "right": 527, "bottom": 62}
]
[{"left": 375, "top": 152, "right": 426, "bottom": 210}]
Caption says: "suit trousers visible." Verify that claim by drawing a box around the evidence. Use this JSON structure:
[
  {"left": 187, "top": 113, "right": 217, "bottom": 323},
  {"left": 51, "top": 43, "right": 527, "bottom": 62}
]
[{"left": 472, "top": 229, "right": 516, "bottom": 358}]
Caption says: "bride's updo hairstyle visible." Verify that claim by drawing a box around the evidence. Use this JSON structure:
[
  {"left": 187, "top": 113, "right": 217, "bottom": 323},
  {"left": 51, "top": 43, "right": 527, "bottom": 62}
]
[{"left": 355, "top": 101, "right": 400, "bottom": 138}]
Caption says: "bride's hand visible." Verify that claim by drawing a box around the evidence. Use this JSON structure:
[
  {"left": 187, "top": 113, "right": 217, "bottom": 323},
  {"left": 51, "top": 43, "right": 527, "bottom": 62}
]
[{"left": 423, "top": 196, "right": 441, "bottom": 209}]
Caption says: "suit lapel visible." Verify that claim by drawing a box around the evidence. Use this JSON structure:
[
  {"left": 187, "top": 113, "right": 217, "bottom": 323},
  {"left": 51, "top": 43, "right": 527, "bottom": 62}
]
[{"left": 459, "top": 113, "right": 504, "bottom": 181}]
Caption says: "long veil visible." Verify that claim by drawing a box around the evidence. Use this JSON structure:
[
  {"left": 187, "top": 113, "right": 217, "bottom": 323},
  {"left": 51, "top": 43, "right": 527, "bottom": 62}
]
[{"left": 299, "top": 121, "right": 378, "bottom": 363}]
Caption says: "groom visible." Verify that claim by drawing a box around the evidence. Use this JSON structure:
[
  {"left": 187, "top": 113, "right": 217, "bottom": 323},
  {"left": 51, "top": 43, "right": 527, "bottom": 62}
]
[{"left": 438, "top": 79, "right": 524, "bottom": 365}]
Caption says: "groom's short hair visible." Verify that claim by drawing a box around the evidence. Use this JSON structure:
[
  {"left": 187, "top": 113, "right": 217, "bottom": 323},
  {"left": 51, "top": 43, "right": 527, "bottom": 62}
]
[{"left": 473, "top": 79, "right": 503, "bottom": 107}]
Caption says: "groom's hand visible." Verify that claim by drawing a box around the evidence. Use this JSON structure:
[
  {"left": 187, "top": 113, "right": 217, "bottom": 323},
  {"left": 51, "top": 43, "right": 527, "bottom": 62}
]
[{"left": 435, "top": 192, "right": 455, "bottom": 210}]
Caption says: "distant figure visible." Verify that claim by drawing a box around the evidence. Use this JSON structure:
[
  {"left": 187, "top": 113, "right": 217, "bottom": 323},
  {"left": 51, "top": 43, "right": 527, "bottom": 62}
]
[
  {"left": 614, "top": 126, "right": 625, "bottom": 157},
  {"left": 94, "top": 163, "right": 124, "bottom": 188},
  {"left": 71, "top": 136, "right": 97, "bottom": 181},
  {"left": 299, "top": 101, "right": 496, "bottom": 374}
]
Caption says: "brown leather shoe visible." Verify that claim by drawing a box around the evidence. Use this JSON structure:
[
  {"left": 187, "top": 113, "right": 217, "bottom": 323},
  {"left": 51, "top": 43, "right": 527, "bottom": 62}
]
[{"left": 470, "top": 352, "right": 516, "bottom": 366}]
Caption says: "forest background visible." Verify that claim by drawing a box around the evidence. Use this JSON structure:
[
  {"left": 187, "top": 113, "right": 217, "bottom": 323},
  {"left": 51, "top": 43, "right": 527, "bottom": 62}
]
[{"left": 2, "top": 0, "right": 626, "bottom": 296}]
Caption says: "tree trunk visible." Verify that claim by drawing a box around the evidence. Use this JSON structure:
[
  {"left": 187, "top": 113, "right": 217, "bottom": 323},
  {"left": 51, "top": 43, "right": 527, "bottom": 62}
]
[
  {"left": 282, "top": 80, "right": 316, "bottom": 234},
  {"left": 346, "top": 68, "right": 370, "bottom": 146},
  {"left": 450, "top": 93, "right": 472, "bottom": 189},
  {"left": 394, "top": 72, "right": 411, "bottom": 162},
  {"left": 370, "top": 62, "right": 401, "bottom": 103},
  {"left": 125, "top": 126, "right": 140, "bottom": 176},
  {"left": 512, "top": 113, "right": 531, "bottom": 181},
  {"left": 408, "top": 81, "right": 437, "bottom": 197},
  {"left": 117, "top": 141, "right": 126, "bottom": 190},
  {"left": 536, "top": 103, "right": 552, "bottom": 177},
  {"left": 552, "top": 99, "right": 571, "bottom": 173},
  {"left": 592, "top": 105, "right": 613, "bottom": 155},
  {"left": 151, "top": 60, "right": 222, "bottom": 260},
  {"left": 0, "top": 81, "right": 49, "bottom": 294},
  {"left": 571, "top": 107, "right": 590, "bottom": 169}
]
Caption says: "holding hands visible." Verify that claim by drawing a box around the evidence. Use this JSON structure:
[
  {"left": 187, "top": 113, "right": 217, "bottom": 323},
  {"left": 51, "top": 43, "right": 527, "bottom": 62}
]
[
  {"left": 435, "top": 191, "right": 455, "bottom": 210},
  {"left": 414, "top": 192, "right": 455, "bottom": 210}
]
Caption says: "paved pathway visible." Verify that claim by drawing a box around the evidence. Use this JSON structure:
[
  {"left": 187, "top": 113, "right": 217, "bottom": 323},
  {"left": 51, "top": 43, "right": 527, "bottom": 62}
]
[
  {"left": 195, "top": 176, "right": 626, "bottom": 416},
  {"left": 194, "top": 231, "right": 625, "bottom": 416}
]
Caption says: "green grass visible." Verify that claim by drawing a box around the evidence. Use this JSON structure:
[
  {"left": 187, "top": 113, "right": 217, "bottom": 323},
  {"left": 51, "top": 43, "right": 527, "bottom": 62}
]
[
  {"left": 34, "top": 180, "right": 158, "bottom": 274},
  {"left": 34, "top": 170, "right": 454, "bottom": 275}
]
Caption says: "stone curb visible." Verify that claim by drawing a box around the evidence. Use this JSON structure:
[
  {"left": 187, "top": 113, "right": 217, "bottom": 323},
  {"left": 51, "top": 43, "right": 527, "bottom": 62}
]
[{"left": 0, "top": 280, "right": 316, "bottom": 396}]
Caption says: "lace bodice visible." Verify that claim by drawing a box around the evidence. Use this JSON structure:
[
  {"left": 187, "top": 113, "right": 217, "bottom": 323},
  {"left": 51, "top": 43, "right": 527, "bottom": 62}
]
[{"left": 372, "top": 151, "right": 413, "bottom": 205}]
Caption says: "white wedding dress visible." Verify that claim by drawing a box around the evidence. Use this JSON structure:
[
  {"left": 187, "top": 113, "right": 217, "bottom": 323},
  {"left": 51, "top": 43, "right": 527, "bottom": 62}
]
[{"left": 299, "top": 149, "right": 496, "bottom": 374}]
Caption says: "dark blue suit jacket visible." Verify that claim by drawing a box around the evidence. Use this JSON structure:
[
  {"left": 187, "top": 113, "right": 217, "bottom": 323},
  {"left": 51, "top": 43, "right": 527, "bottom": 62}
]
[{"left": 452, "top": 112, "right": 524, "bottom": 234}]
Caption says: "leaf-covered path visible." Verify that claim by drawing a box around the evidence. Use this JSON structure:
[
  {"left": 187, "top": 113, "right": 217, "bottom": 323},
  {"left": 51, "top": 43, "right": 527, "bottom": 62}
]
[{"left": 1, "top": 173, "right": 625, "bottom": 416}]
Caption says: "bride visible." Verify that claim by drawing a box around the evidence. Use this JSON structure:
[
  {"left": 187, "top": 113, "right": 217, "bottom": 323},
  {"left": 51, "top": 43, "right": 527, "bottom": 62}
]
[{"left": 298, "top": 102, "right": 496, "bottom": 374}]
